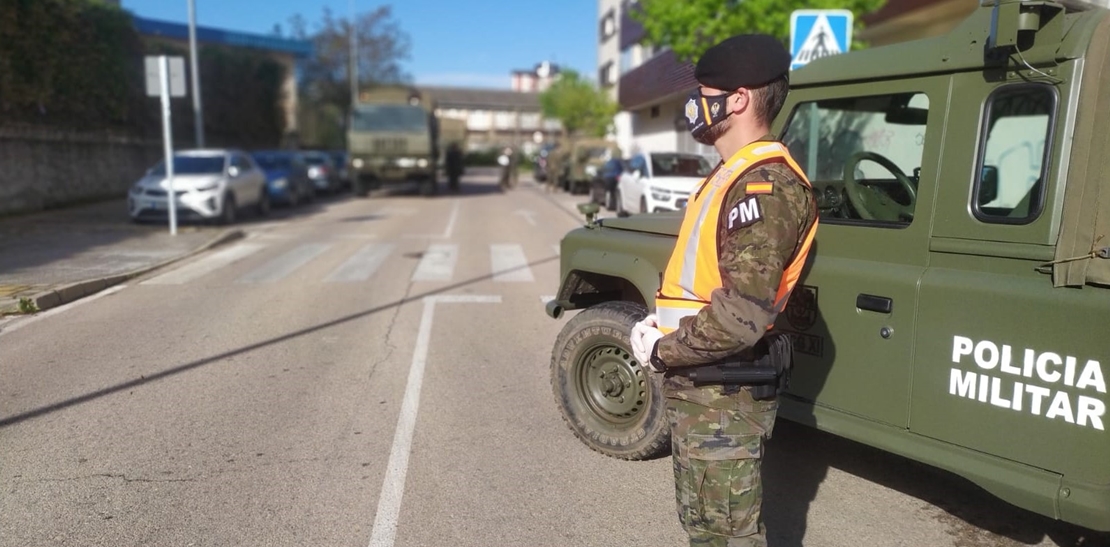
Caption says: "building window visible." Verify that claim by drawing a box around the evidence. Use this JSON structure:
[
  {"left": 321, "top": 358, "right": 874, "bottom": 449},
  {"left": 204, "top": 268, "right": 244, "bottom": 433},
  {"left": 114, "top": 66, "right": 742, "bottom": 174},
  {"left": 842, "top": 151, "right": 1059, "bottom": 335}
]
[
  {"left": 599, "top": 9, "right": 616, "bottom": 42},
  {"left": 599, "top": 61, "right": 615, "bottom": 88}
]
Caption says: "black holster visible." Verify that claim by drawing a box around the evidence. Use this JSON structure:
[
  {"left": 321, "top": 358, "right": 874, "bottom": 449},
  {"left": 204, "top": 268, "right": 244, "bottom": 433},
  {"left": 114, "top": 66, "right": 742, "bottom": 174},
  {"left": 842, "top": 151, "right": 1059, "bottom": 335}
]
[{"left": 681, "top": 332, "right": 795, "bottom": 400}]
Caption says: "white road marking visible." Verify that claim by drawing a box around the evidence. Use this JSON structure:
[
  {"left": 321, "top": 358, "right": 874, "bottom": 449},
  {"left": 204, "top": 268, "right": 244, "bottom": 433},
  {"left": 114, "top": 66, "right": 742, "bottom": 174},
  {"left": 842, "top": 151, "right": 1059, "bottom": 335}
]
[
  {"left": 490, "top": 244, "right": 533, "bottom": 282},
  {"left": 410, "top": 243, "right": 457, "bottom": 282},
  {"left": 324, "top": 243, "right": 395, "bottom": 283},
  {"left": 367, "top": 294, "right": 501, "bottom": 547},
  {"left": 141, "top": 243, "right": 266, "bottom": 285},
  {"left": 513, "top": 209, "right": 537, "bottom": 226},
  {"left": 0, "top": 285, "right": 127, "bottom": 338},
  {"left": 236, "top": 243, "right": 331, "bottom": 284}
]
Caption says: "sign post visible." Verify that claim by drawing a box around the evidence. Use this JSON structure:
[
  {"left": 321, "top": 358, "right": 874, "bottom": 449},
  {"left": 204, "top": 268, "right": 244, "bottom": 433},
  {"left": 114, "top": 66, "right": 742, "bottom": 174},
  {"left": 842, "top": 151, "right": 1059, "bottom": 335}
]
[
  {"left": 145, "top": 56, "right": 187, "bottom": 235},
  {"left": 790, "top": 9, "right": 854, "bottom": 71}
]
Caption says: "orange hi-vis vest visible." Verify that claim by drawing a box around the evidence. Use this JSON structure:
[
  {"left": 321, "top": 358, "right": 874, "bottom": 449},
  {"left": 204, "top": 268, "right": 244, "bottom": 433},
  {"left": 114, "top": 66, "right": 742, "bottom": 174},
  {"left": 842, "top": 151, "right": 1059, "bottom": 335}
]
[{"left": 656, "top": 141, "right": 818, "bottom": 335}]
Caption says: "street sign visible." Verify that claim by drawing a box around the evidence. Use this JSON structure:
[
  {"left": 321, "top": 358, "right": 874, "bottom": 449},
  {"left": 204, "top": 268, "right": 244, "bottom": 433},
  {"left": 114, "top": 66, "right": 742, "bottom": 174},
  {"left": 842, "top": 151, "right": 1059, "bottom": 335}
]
[
  {"left": 144, "top": 56, "right": 186, "bottom": 98},
  {"left": 790, "top": 9, "right": 853, "bottom": 71}
]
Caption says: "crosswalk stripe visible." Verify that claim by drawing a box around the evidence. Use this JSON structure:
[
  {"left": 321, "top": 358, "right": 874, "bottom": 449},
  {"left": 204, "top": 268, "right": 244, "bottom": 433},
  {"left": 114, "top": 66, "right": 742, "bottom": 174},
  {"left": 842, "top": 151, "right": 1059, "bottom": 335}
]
[
  {"left": 236, "top": 243, "right": 331, "bottom": 284},
  {"left": 411, "top": 243, "right": 458, "bottom": 282},
  {"left": 142, "top": 243, "right": 266, "bottom": 285},
  {"left": 324, "top": 243, "right": 395, "bottom": 283},
  {"left": 491, "top": 244, "right": 534, "bottom": 282}
]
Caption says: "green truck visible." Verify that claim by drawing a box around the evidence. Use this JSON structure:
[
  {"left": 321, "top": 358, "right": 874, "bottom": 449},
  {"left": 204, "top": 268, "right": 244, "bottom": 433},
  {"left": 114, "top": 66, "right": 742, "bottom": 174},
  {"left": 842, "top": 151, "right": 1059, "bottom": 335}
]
[
  {"left": 348, "top": 85, "right": 440, "bottom": 197},
  {"left": 545, "top": 0, "right": 1110, "bottom": 532}
]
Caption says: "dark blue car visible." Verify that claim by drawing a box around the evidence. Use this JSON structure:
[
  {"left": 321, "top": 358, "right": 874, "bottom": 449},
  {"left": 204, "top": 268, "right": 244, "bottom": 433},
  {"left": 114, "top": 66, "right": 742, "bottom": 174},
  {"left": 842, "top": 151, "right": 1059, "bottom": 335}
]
[{"left": 250, "top": 150, "right": 314, "bottom": 207}]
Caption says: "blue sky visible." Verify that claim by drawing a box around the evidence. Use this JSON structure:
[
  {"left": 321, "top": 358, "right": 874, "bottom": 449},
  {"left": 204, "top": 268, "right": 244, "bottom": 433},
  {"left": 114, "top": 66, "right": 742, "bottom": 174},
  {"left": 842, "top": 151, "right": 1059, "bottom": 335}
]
[{"left": 120, "top": 0, "right": 599, "bottom": 89}]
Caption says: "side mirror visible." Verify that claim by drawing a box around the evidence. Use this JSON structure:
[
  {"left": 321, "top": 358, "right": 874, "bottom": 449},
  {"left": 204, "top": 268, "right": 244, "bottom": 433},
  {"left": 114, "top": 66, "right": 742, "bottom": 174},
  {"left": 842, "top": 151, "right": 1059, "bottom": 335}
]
[
  {"left": 227, "top": 166, "right": 240, "bottom": 178},
  {"left": 979, "top": 165, "right": 999, "bottom": 205}
]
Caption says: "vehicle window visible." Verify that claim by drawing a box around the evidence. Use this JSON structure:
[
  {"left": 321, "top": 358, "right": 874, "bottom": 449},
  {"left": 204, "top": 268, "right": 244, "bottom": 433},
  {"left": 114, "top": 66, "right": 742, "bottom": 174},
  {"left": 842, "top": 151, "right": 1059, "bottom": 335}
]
[
  {"left": 782, "top": 92, "right": 930, "bottom": 226},
  {"left": 252, "top": 153, "right": 292, "bottom": 170},
  {"left": 351, "top": 104, "right": 427, "bottom": 132},
  {"left": 973, "top": 85, "right": 1054, "bottom": 223},
  {"left": 650, "top": 153, "right": 712, "bottom": 177},
  {"left": 151, "top": 155, "right": 224, "bottom": 176},
  {"left": 232, "top": 154, "right": 251, "bottom": 171}
]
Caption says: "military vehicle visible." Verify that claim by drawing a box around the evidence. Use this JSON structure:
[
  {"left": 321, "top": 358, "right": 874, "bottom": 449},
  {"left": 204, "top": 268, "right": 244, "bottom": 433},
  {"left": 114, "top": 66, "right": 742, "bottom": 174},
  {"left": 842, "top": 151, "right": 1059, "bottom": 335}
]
[
  {"left": 348, "top": 85, "right": 439, "bottom": 197},
  {"left": 548, "top": 138, "right": 621, "bottom": 194},
  {"left": 544, "top": 0, "right": 1110, "bottom": 532}
]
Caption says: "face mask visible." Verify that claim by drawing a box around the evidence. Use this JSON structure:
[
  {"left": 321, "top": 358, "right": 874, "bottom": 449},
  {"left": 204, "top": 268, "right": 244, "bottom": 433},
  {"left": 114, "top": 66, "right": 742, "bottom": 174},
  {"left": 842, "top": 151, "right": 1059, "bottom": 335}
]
[{"left": 684, "top": 90, "right": 734, "bottom": 143}]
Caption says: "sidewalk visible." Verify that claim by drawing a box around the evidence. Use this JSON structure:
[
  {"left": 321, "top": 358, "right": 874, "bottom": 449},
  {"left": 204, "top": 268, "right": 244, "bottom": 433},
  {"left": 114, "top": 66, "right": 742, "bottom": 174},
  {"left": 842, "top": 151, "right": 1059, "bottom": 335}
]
[{"left": 0, "top": 200, "right": 242, "bottom": 314}]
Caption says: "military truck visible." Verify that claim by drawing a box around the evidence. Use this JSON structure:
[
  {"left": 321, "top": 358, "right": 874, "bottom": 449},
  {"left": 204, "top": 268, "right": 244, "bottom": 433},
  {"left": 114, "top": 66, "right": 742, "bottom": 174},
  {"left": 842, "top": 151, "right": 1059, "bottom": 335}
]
[
  {"left": 544, "top": 0, "right": 1110, "bottom": 532},
  {"left": 550, "top": 138, "right": 621, "bottom": 194},
  {"left": 348, "top": 85, "right": 439, "bottom": 197}
]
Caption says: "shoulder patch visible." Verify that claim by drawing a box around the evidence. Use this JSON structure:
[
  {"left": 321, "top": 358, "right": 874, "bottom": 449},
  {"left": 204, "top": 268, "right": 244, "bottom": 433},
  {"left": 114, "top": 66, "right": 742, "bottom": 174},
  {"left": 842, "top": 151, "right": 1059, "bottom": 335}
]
[
  {"left": 746, "top": 181, "right": 773, "bottom": 195},
  {"left": 725, "top": 195, "right": 763, "bottom": 232}
]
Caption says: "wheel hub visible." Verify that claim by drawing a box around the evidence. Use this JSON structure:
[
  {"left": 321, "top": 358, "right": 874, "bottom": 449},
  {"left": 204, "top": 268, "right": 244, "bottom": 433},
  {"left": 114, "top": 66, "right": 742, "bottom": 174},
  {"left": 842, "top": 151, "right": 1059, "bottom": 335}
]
[{"left": 576, "top": 345, "right": 649, "bottom": 422}]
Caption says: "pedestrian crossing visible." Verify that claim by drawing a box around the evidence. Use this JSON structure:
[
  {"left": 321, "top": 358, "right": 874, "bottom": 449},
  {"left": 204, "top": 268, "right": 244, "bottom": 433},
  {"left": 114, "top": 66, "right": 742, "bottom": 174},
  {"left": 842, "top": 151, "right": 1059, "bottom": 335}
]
[{"left": 140, "top": 240, "right": 559, "bottom": 287}]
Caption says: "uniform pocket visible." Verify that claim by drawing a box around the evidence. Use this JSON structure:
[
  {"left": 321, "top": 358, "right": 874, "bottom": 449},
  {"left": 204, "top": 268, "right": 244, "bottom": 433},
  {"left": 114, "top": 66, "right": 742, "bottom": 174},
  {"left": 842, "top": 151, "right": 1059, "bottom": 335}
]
[{"left": 684, "top": 432, "right": 763, "bottom": 537}]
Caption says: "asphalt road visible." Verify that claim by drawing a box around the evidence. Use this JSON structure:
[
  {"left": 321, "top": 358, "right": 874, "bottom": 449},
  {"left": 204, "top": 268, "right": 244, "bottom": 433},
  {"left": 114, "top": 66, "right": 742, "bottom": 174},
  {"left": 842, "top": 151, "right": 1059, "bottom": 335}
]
[{"left": 1, "top": 173, "right": 1106, "bottom": 547}]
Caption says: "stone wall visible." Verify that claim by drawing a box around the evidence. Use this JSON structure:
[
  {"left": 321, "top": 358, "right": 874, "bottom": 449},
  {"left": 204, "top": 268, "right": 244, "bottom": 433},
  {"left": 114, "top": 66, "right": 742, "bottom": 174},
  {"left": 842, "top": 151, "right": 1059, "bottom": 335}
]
[{"left": 0, "top": 126, "right": 162, "bottom": 216}]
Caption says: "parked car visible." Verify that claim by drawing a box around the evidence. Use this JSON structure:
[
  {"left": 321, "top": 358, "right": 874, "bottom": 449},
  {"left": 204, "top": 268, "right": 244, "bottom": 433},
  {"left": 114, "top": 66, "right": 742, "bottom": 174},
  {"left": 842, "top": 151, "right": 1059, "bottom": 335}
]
[
  {"left": 251, "top": 150, "right": 315, "bottom": 207},
  {"left": 328, "top": 150, "right": 350, "bottom": 189},
  {"left": 590, "top": 157, "right": 628, "bottom": 211},
  {"left": 617, "top": 151, "right": 714, "bottom": 214},
  {"left": 128, "top": 149, "right": 269, "bottom": 225},
  {"left": 303, "top": 151, "right": 340, "bottom": 194}
]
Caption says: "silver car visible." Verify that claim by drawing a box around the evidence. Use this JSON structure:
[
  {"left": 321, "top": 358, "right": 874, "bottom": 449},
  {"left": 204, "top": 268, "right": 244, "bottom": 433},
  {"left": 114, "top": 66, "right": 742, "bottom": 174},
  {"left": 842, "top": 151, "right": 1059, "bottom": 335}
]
[{"left": 128, "top": 149, "right": 270, "bottom": 224}]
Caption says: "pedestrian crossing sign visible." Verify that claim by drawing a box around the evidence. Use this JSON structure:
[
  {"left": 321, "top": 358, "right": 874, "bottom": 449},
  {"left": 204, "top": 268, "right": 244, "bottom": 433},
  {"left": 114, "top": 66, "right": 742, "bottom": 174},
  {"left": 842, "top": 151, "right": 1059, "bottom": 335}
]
[{"left": 790, "top": 9, "right": 853, "bottom": 71}]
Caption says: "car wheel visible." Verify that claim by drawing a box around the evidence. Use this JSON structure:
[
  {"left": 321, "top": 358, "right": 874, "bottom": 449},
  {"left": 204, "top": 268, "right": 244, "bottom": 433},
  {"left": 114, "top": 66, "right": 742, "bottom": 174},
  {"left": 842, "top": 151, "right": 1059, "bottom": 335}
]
[
  {"left": 219, "top": 193, "right": 237, "bottom": 225},
  {"left": 256, "top": 189, "right": 271, "bottom": 217},
  {"left": 550, "top": 300, "right": 670, "bottom": 460}
]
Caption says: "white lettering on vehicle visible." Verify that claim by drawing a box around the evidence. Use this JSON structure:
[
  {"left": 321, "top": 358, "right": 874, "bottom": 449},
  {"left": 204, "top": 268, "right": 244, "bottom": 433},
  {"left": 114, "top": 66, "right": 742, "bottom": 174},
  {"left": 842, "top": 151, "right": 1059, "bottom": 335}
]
[{"left": 949, "top": 336, "right": 1106, "bottom": 431}]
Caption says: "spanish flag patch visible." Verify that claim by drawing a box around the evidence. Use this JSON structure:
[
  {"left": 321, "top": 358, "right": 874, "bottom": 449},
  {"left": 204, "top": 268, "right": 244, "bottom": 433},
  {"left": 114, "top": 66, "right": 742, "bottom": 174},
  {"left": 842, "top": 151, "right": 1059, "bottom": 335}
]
[{"left": 746, "top": 181, "right": 774, "bottom": 195}]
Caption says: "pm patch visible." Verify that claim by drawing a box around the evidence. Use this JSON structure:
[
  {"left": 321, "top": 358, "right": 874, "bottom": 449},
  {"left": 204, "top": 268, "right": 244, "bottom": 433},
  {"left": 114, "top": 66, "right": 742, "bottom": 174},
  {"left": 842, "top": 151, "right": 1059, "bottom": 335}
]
[{"left": 726, "top": 196, "right": 763, "bottom": 232}]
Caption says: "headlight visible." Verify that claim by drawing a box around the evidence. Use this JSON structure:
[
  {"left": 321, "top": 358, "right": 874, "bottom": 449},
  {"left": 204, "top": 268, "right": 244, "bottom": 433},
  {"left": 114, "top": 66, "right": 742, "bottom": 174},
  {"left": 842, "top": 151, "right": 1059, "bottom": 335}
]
[
  {"left": 585, "top": 165, "right": 598, "bottom": 177},
  {"left": 308, "top": 166, "right": 322, "bottom": 178},
  {"left": 352, "top": 158, "right": 364, "bottom": 169},
  {"left": 271, "top": 178, "right": 288, "bottom": 189},
  {"left": 651, "top": 188, "right": 672, "bottom": 201},
  {"left": 416, "top": 158, "right": 429, "bottom": 169},
  {"left": 396, "top": 157, "right": 416, "bottom": 168}
]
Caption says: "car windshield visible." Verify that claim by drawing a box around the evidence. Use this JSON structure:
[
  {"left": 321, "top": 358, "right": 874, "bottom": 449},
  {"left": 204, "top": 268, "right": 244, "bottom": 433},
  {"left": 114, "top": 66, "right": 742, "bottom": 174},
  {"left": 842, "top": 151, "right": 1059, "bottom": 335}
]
[
  {"left": 351, "top": 104, "right": 427, "bottom": 132},
  {"left": 650, "top": 153, "right": 713, "bottom": 177},
  {"left": 150, "top": 155, "right": 225, "bottom": 176},
  {"left": 252, "top": 154, "right": 292, "bottom": 170}
]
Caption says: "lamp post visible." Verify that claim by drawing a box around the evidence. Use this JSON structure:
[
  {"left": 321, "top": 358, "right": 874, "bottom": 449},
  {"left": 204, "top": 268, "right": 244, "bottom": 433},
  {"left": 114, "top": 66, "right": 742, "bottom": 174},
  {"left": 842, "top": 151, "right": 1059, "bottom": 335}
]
[{"left": 187, "top": 0, "right": 204, "bottom": 148}]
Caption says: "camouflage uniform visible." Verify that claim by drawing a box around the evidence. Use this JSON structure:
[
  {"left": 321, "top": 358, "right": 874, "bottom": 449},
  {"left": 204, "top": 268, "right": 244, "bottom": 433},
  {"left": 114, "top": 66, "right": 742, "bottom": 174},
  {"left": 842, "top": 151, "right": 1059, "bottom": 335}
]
[{"left": 656, "top": 138, "right": 818, "bottom": 547}]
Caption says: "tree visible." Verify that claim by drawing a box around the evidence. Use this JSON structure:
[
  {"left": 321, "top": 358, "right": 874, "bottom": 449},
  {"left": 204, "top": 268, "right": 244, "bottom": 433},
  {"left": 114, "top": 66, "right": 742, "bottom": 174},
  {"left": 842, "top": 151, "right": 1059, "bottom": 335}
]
[
  {"left": 632, "top": 0, "right": 887, "bottom": 64},
  {"left": 539, "top": 70, "right": 618, "bottom": 139},
  {"left": 289, "top": 5, "right": 411, "bottom": 147}
]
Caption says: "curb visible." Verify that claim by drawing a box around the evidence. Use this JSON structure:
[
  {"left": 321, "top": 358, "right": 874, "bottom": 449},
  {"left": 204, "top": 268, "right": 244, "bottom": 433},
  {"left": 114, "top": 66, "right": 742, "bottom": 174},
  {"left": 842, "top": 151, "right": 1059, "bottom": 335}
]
[{"left": 0, "top": 228, "right": 245, "bottom": 315}]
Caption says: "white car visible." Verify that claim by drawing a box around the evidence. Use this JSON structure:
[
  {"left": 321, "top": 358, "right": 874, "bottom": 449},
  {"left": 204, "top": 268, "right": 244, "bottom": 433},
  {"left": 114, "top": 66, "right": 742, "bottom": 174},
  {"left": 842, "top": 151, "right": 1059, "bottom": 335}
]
[
  {"left": 129, "top": 149, "right": 270, "bottom": 224},
  {"left": 616, "top": 151, "right": 715, "bottom": 215}
]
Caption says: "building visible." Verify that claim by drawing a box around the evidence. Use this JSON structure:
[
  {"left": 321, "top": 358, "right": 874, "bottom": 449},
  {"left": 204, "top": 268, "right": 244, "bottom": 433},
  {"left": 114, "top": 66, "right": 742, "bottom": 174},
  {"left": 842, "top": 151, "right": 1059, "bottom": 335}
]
[
  {"left": 419, "top": 86, "right": 561, "bottom": 155},
  {"left": 599, "top": 0, "right": 980, "bottom": 163},
  {"left": 131, "top": 16, "right": 312, "bottom": 139},
  {"left": 511, "top": 61, "right": 561, "bottom": 92}
]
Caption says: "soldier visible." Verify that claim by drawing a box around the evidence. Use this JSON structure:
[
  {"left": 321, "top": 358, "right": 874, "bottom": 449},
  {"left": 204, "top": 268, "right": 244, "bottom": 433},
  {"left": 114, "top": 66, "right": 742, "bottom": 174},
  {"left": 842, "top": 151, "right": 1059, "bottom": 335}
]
[
  {"left": 629, "top": 34, "right": 819, "bottom": 547},
  {"left": 445, "top": 142, "right": 464, "bottom": 192}
]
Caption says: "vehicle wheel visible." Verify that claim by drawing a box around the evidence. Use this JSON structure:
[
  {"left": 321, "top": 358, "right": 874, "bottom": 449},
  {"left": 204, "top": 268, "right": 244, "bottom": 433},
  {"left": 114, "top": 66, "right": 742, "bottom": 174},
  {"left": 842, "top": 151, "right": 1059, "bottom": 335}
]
[
  {"left": 550, "top": 301, "right": 670, "bottom": 460},
  {"left": 219, "top": 193, "right": 237, "bottom": 225},
  {"left": 640, "top": 197, "right": 648, "bottom": 214},
  {"left": 256, "top": 189, "right": 271, "bottom": 217}
]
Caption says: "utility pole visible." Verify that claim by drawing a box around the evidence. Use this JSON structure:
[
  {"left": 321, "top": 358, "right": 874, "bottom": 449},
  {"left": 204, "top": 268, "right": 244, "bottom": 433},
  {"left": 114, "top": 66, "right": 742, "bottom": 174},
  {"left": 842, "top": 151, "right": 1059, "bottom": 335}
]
[
  {"left": 187, "top": 0, "right": 205, "bottom": 148},
  {"left": 349, "top": 0, "right": 358, "bottom": 107}
]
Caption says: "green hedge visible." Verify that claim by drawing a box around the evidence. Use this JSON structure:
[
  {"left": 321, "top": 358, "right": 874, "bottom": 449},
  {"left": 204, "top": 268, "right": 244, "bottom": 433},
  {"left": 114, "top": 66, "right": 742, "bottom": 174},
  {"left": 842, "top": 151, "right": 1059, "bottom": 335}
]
[{"left": 0, "top": 0, "right": 287, "bottom": 147}]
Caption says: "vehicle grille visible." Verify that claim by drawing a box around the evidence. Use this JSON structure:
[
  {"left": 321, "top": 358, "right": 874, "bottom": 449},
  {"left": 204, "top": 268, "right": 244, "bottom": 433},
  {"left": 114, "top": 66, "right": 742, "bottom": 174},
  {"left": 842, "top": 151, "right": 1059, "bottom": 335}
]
[{"left": 372, "top": 138, "right": 407, "bottom": 153}]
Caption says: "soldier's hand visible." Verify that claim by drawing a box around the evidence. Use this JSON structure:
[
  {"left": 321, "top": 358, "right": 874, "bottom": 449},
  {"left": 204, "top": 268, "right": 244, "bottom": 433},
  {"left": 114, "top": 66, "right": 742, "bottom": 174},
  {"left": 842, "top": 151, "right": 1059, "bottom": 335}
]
[{"left": 631, "top": 323, "right": 663, "bottom": 368}]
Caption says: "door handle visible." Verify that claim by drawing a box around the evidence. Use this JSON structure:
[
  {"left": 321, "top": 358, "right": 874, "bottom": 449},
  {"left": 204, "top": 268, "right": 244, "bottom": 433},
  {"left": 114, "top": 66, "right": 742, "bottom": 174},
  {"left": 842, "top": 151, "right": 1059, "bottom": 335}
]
[{"left": 857, "top": 294, "right": 893, "bottom": 313}]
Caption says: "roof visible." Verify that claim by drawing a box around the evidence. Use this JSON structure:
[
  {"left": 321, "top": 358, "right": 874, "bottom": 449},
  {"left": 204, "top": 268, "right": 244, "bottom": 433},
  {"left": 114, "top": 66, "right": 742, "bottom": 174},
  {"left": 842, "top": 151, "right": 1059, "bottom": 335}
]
[
  {"left": 418, "top": 86, "right": 543, "bottom": 111},
  {"left": 132, "top": 16, "right": 313, "bottom": 58}
]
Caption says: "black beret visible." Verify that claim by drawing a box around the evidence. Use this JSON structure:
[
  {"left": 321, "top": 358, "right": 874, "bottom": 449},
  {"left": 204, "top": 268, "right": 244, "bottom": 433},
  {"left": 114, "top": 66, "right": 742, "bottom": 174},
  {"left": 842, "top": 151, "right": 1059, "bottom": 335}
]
[{"left": 694, "top": 34, "right": 791, "bottom": 90}]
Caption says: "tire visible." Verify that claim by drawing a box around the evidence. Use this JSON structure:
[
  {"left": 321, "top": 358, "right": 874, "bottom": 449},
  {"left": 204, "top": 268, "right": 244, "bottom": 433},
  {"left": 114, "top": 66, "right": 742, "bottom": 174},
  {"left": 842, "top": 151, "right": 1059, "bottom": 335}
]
[
  {"left": 550, "top": 301, "right": 670, "bottom": 460},
  {"left": 219, "top": 193, "right": 237, "bottom": 225},
  {"left": 256, "top": 189, "right": 271, "bottom": 217}
]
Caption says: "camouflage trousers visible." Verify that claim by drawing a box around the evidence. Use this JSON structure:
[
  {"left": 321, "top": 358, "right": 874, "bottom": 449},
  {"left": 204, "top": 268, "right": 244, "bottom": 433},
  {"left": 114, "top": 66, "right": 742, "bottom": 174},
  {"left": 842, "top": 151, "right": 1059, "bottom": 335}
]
[{"left": 666, "top": 391, "right": 778, "bottom": 547}]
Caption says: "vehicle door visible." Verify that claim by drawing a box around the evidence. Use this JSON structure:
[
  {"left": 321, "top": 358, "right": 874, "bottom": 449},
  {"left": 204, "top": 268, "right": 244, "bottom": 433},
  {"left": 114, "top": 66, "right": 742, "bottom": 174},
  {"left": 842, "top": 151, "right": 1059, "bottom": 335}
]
[
  {"left": 229, "top": 153, "right": 257, "bottom": 205},
  {"left": 622, "top": 154, "right": 648, "bottom": 213},
  {"left": 911, "top": 70, "right": 1109, "bottom": 492},
  {"left": 771, "top": 78, "right": 948, "bottom": 427}
]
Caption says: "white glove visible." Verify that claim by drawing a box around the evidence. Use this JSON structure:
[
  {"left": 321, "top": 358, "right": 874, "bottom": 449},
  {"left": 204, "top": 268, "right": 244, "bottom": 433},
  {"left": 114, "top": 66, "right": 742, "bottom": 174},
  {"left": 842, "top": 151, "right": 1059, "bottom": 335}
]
[{"left": 630, "top": 314, "right": 663, "bottom": 369}]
